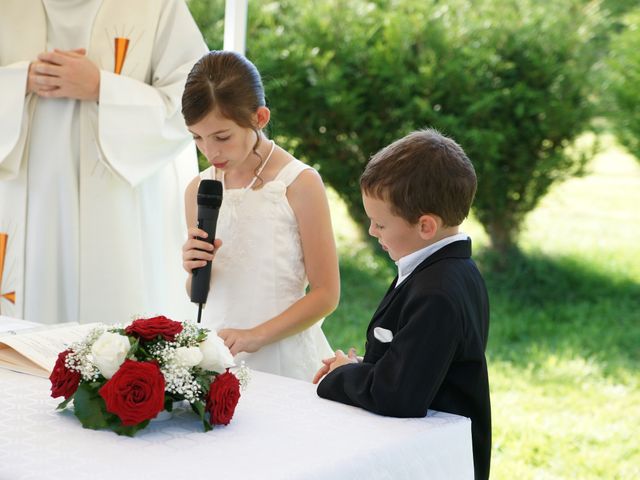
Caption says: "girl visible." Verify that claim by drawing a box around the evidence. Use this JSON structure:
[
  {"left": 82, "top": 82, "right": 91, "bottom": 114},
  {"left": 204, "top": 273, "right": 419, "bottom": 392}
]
[{"left": 181, "top": 51, "right": 340, "bottom": 381}]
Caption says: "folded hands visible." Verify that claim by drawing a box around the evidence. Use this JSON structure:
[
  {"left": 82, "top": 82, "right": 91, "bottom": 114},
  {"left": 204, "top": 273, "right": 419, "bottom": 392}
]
[
  {"left": 312, "top": 347, "right": 361, "bottom": 384},
  {"left": 28, "top": 48, "right": 100, "bottom": 101}
]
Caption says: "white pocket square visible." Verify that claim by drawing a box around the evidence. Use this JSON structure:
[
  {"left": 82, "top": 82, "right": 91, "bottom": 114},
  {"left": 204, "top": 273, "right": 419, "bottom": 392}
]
[{"left": 373, "top": 327, "right": 394, "bottom": 343}]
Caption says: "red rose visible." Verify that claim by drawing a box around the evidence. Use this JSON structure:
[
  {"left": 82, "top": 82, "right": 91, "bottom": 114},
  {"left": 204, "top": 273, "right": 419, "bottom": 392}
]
[
  {"left": 125, "top": 316, "right": 183, "bottom": 341},
  {"left": 49, "top": 349, "right": 81, "bottom": 399},
  {"left": 98, "top": 360, "right": 165, "bottom": 426},
  {"left": 206, "top": 371, "right": 241, "bottom": 426}
]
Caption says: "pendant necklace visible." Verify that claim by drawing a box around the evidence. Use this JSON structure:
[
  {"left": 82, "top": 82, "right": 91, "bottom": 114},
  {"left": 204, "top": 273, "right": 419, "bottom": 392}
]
[
  {"left": 222, "top": 140, "right": 276, "bottom": 192},
  {"left": 219, "top": 140, "right": 276, "bottom": 242}
]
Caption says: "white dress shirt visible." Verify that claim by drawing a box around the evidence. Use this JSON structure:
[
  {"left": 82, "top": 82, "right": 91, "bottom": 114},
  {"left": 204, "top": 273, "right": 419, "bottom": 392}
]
[{"left": 395, "top": 232, "right": 470, "bottom": 287}]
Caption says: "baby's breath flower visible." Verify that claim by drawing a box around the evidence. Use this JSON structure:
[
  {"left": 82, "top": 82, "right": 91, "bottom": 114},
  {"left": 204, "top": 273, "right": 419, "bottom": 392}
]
[
  {"left": 162, "top": 363, "right": 203, "bottom": 402},
  {"left": 235, "top": 362, "right": 251, "bottom": 391},
  {"left": 147, "top": 340, "right": 175, "bottom": 365},
  {"left": 63, "top": 325, "right": 107, "bottom": 380},
  {"left": 175, "top": 321, "right": 206, "bottom": 347}
]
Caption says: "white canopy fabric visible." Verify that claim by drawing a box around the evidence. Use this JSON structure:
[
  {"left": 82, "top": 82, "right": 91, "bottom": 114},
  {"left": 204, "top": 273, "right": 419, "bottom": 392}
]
[{"left": 223, "top": 0, "right": 248, "bottom": 54}]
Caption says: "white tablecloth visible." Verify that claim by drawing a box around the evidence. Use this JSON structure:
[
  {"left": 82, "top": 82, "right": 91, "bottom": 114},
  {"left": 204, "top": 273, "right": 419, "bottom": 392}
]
[{"left": 0, "top": 368, "right": 474, "bottom": 480}]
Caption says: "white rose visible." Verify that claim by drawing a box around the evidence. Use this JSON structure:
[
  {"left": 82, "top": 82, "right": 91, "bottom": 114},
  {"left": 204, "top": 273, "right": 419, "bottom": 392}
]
[
  {"left": 90, "top": 332, "right": 131, "bottom": 379},
  {"left": 174, "top": 346, "right": 203, "bottom": 368},
  {"left": 198, "top": 334, "right": 235, "bottom": 372}
]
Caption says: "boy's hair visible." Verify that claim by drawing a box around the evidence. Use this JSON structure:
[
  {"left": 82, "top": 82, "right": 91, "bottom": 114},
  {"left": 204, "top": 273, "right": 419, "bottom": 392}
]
[{"left": 360, "top": 129, "right": 477, "bottom": 226}]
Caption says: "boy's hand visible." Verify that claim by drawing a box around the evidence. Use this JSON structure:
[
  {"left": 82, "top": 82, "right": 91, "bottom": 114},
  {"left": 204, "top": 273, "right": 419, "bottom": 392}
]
[
  {"left": 330, "top": 348, "right": 360, "bottom": 372},
  {"left": 312, "top": 355, "right": 336, "bottom": 384},
  {"left": 312, "top": 348, "right": 359, "bottom": 384},
  {"left": 182, "top": 227, "right": 221, "bottom": 273}
]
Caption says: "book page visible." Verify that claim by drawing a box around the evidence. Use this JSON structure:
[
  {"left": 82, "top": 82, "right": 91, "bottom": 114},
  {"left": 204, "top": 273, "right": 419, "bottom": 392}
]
[
  {"left": 0, "top": 316, "right": 40, "bottom": 334},
  {"left": 0, "top": 322, "right": 101, "bottom": 375},
  {"left": 0, "top": 348, "right": 48, "bottom": 377}
]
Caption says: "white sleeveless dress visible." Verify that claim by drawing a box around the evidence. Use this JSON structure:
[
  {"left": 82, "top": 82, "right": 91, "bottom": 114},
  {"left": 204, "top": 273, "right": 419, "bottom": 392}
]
[{"left": 199, "top": 159, "right": 333, "bottom": 381}]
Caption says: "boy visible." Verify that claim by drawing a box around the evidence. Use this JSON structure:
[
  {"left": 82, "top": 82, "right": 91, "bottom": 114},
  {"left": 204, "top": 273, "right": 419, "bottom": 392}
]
[{"left": 314, "top": 129, "right": 491, "bottom": 480}]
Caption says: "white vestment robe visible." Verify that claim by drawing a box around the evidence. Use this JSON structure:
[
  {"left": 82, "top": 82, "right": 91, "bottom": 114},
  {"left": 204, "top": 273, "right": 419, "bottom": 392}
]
[{"left": 0, "top": 0, "right": 208, "bottom": 324}]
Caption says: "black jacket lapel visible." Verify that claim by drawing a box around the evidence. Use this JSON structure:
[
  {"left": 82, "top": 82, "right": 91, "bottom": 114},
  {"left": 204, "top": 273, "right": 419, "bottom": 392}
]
[{"left": 366, "top": 239, "right": 473, "bottom": 334}]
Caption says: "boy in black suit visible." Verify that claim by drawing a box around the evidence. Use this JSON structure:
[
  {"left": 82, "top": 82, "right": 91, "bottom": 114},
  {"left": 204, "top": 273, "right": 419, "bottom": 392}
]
[{"left": 314, "top": 129, "right": 491, "bottom": 480}]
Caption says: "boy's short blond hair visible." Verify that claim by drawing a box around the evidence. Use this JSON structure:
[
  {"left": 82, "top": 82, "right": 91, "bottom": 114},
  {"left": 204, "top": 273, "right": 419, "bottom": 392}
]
[{"left": 360, "top": 129, "right": 477, "bottom": 227}]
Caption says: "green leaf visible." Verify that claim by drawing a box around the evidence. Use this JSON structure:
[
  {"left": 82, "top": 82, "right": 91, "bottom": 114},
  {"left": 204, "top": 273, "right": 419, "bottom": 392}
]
[
  {"left": 137, "top": 344, "right": 150, "bottom": 358},
  {"left": 110, "top": 419, "right": 150, "bottom": 437},
  {"left": 191, "top": 399, "right": 212, "bottom": 431},
  {"left": 73, "top": 383, "right": 109, "bottom": 430},
  {"left": 196, "top": 330, "right": 208, "bottom": 342},
  {"left": 164, "top": 395, "right": 174, "bottom": 412},
  {"left": 192, "top": 400, "right": 205, "bottom": 420},
  {"left": 127, "top": 338, "right": 140, "bottom": 359},
  {"left": 56, "top": 395, "right": 74, "bottom": 410},
  {"left": 202, "top": 419, "right": 213, "bottom": 432}
]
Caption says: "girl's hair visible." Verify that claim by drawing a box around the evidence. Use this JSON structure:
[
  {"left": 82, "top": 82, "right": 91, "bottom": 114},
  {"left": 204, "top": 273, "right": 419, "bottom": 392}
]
[
  {"left": 182, "top": 50, "right": 265, "bottom": 127},
  {"left": 182, "top": 50, "right": 267, "bottom": 183}
]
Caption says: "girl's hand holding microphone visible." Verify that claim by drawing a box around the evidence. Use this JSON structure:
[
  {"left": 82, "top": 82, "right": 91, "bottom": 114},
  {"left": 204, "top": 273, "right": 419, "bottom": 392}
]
[{"left": 182, "top": 226, "right": 222, "bottom": 274}]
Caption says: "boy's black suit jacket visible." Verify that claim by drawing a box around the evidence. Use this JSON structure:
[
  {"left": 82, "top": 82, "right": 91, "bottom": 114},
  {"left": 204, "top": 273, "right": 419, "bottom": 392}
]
[{"left": 317, "top": 239, "right": 491, "bottom": 480}]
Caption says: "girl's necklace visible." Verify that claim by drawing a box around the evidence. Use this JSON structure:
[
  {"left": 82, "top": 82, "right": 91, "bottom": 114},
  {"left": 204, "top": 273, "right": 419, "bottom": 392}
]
[{"left": 222, "top": 140, "right": 276, "bottom": 191}]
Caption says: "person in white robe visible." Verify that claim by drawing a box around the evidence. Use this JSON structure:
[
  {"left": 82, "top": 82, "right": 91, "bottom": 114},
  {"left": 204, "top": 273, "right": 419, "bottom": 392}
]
[{"left": 0, "top": 0, "right": 209, "bottom": 324}]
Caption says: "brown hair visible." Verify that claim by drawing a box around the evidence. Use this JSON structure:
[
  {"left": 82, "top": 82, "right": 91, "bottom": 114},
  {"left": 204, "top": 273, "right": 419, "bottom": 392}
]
[
  {"left": 182, "top": 51, "right": 266, "bottom": 178},
  {"left": 360, "top": 129, "right": 477, "bottom": 227}
]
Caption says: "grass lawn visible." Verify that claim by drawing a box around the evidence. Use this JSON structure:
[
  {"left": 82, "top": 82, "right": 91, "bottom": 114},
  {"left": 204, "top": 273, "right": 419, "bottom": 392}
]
[{"left": 322, "top": 133, "right": 640, "bottom": 479}]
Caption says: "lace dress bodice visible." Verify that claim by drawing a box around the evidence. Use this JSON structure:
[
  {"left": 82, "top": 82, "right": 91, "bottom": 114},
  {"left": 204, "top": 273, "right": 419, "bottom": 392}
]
[{"left": 199, "top": 159, "right": 332, "bottom": 380}]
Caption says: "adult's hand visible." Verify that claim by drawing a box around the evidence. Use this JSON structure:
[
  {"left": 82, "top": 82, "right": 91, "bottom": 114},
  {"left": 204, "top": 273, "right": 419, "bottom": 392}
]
[
  {"left": 31, "top": 48, "right": 100, "bottom": 101},
  {"left": 27, "top": 60, "right": 57, "bottom": 95}
]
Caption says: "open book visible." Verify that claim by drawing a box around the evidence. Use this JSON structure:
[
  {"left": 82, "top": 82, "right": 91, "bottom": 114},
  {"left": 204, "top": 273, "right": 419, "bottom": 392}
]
[{"left": 0, "top": 316, "right": 101, "bottom": 378}]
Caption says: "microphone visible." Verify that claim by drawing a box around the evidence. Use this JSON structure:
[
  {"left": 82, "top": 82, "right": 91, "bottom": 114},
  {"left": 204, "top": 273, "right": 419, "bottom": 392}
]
[{"left": 190, "top": 179, "right": 223, "bottom": 322}]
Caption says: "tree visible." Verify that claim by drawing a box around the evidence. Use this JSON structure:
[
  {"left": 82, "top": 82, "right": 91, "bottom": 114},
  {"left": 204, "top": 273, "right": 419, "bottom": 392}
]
[
  {"left": 436, "top": 0, "right": 599, "bottom": 252},
  {"left": 607, "top": 7, "right": 640, "bottom": 162}
]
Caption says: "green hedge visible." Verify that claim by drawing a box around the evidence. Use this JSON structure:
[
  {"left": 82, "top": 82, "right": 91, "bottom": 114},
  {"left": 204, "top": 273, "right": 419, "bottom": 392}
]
[{"left": 190, "top": 0, "right": 601, "bottom": 253}]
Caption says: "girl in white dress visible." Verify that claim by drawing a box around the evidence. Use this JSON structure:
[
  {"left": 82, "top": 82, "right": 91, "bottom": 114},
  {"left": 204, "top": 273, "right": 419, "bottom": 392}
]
[{"left": 180, "top": 51, "right": 340, "bottom": 381}]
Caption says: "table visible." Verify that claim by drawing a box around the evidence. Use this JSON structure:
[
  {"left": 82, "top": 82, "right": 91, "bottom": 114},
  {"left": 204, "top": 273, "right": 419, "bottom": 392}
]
[{"left": 0, "top": 368, "right": 474, "bottom": 479}]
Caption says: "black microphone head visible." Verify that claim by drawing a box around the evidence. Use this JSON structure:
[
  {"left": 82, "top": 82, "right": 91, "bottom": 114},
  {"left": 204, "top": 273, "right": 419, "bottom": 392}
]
[{"left": 197, "top": 179, "right": 223, "bottom": 208}]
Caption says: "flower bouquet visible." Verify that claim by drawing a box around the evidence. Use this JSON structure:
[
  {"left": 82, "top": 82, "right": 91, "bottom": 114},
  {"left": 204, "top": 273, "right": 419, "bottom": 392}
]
[{"left": 49, "top": 316, "right": 246, "bottom": 436}]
